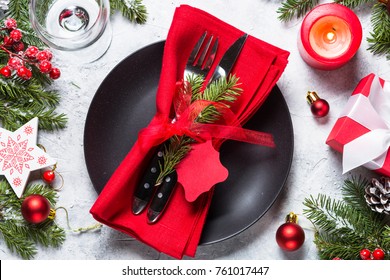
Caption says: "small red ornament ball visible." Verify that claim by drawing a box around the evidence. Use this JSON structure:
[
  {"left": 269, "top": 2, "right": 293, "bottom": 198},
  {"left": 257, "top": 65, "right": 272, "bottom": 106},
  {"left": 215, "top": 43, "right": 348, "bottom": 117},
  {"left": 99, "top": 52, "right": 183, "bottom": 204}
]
[
  {"left": 306, "top": 91, "right": 330, "bottom": 117},
  {"left": 276, "top": 213, "right": 305, "bottom": 251},
  {"left": 21, "top": 194, "right": 51, "bottom": 224},
  {"left": 42, "top": 170, "right": 55, "bottom": 183},
  {"left": 311, "top": 99, "right": 330, "bottom": 117}
]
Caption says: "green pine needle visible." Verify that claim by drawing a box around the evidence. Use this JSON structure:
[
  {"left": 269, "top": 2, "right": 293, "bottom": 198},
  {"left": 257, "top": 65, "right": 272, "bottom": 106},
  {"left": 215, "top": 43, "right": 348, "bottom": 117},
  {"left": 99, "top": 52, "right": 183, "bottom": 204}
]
[
  {"left": 277, "top": 0, "right": 319, "bottom": 22},
  {"left": 367, "top": 3, "right": 390, "bottom": 60},
  {"left": 110, "top": 0, "right": 148, "bottom": 24},
  {"left": 334, "top": 0, "right": 373, "bottom": 8},
  {"left": 303, "top": 176, "right": 390, "bottom": 260},
  {"left": 0, "top": 180, "right": 66, "bottom": 259},
  {"left": 155, "top": 74, "right": 242, "bottom": 183}
]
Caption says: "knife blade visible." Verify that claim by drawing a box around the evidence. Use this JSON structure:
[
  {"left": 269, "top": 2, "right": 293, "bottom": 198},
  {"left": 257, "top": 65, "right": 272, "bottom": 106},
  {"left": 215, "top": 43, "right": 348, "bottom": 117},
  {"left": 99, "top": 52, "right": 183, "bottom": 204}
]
[
  {"left": 208, "top": 33, "right": 248, "bottom": 85},
  {"left": 145, "top": 34, "right": 248, "bottom": 223}
]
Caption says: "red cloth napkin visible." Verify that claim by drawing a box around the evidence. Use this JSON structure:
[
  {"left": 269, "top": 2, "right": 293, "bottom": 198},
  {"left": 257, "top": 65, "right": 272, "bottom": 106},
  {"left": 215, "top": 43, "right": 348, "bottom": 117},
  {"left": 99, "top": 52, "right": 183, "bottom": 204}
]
[{"left": 90, "top": 5, "right": 289, "bottom": 259}]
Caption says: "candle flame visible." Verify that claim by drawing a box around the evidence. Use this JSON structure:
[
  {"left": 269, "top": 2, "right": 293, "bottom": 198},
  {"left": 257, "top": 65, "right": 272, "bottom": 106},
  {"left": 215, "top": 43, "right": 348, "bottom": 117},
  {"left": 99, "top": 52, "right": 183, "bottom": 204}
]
[{"left": 325, "top": 31, "right": 336, "bottom": 43}]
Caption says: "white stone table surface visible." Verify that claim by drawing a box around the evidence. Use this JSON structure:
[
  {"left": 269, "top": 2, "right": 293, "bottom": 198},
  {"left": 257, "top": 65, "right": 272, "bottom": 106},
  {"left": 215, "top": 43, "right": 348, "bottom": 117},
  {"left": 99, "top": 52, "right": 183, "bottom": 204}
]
[{"left": 1, "top": 0, "right": 389, "bottom": 260}]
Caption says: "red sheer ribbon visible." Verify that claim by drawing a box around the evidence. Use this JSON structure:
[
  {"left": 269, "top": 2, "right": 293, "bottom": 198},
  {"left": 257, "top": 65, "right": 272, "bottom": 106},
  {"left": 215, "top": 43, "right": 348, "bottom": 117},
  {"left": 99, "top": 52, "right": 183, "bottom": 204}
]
[{"left": 138, "top": 81, "right": 275, "bottom": 149}]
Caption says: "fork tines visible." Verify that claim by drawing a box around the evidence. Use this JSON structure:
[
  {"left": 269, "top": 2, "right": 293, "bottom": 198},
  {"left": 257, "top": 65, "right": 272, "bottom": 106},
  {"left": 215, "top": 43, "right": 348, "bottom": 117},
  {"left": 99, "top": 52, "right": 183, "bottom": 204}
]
[{"left": 188, "top": 32, "right": 218, "bottom": 72}]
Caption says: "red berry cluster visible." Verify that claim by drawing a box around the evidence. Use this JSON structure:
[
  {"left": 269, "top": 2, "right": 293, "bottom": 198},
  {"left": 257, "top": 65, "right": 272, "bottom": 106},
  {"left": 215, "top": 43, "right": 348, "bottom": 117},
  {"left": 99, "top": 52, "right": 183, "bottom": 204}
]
[
  {"left": 360, "top": 248, "right": 385, "bottom": 260},
  {"left": 0, "top": 18, "right": 60, "bottom": 80}
]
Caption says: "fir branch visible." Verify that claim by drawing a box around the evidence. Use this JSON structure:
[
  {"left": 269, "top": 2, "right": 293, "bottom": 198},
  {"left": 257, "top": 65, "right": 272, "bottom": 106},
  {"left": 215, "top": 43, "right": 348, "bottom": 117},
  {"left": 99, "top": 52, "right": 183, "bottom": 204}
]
[
  {"left": 277, "top": 0, "right": 319, "bottom": 22},
  {"left": 333, "top": 0, "right": 373, "bottom": 8},
  {"left": 367, "top": 3, "right": 390, "bottom": 60},
  {"left": 20, "top": 221, "right": 65, "bottom": 248},
  {"left": 110, "top": 0, "right": 148, "bottom": 24},
  {"left": 23, "top": 184, "right": 59, "bottom": 206},
  {"left": 313, "top": 231, "right": 363, "bottom": 259},
  {"left": 194, "top": 75, "right": 242, "bottom": 124},
  {"left": 0, "top": 80, "right": 59, "bottom": 107},
  {"left": 156, "top": 136, "right": 192, "bottom": 185},
  {"left": 0, "top": 180, "right": 66, "bottom": 259},
  {"left": 5, "top": 0, "right": 30, "bottom": 26},
  {"left": 0, "top": 101, "right": 67, "bottom": 131},
  {"left": 383, "top": 226, "right": 390, "bottom": 249},
  {"left": 304, "top": 177, "right": 390, "bottom": 259},
  {"left": 0, "top": 220, "right": 37, "bottom": 259}
]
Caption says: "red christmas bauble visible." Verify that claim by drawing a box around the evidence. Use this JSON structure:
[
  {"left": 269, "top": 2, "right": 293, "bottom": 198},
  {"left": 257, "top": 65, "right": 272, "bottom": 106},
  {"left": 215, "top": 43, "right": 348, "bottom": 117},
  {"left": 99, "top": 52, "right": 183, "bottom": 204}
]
[
  {"left": 21, "top": 194, "right": 51, "bottom": 224},
  {"left": 310, "top": 99, "right": 330, "bottom": 117},
  {"left": 276, "top": 213, "right": 305, "bottom": 251},
  {"left": 42, "top": 170, "right": 56, "bottom": 184},
  {"left": 306, "top": 91, "right": 330, "bottom": 117}
]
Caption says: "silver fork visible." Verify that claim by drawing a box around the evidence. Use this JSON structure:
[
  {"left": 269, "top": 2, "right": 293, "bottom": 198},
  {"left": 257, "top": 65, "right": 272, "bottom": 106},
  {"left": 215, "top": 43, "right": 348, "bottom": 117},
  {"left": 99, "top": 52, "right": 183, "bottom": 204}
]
[
  {"left": 131, "top": 32, "right": 219, "bottom": 222},
  {"left": 183, "top": 31, "right": 219, "bottom": 81}
]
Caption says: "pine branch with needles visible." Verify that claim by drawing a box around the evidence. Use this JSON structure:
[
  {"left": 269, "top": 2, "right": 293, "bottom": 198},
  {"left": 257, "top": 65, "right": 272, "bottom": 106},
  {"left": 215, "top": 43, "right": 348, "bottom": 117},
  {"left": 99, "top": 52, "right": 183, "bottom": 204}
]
[
  {"left": 303, "top": 176, "right": 390, "bottom": 260},
  {"left": 155, "top": 74, "right": 242, "bottom": 185}
]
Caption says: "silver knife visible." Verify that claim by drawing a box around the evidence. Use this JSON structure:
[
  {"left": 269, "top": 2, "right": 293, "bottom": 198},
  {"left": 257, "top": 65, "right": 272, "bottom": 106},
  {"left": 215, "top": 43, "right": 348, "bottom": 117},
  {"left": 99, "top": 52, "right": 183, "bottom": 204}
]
[{"left": 133, "top": 34, "right": 248, "bottom": 223}]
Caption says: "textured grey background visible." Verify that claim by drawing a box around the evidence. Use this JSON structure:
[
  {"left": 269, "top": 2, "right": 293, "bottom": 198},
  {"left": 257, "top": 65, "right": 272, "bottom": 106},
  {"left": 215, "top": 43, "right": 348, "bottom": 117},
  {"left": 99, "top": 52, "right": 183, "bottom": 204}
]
[{"left": 1, "top": 0, "right": 389, "bottom": 260}]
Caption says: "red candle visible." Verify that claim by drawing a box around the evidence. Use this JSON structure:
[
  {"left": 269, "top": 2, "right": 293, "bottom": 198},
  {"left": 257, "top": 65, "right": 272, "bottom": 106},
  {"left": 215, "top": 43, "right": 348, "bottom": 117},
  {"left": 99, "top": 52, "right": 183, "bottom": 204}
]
[{"left": 298, "top": 3, "right": 362, "bottom": 70}]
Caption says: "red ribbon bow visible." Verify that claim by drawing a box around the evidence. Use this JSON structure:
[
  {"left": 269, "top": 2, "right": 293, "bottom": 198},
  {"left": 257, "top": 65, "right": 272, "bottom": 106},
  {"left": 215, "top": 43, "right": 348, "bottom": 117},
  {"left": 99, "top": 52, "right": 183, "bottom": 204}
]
[{"left": 138, "top": 81, "right": 275, "bottom": 149}]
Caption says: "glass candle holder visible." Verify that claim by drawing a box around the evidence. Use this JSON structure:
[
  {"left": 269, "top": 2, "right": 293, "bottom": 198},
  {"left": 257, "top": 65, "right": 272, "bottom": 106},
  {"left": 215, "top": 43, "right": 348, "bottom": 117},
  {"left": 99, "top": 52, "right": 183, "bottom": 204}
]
[
  {"left": 297, "top": 3, "right": 362, "bottom": 70},
  {"left": 29, "top": 0, "right": 112, "bottom": 63}
]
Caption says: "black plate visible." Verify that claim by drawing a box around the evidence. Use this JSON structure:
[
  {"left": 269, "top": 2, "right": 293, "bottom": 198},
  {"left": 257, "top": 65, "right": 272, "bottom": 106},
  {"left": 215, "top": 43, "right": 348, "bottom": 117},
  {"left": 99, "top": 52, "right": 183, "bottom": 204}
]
[{"left": 84, "top": 41, "right": 294, "bottom": 245}]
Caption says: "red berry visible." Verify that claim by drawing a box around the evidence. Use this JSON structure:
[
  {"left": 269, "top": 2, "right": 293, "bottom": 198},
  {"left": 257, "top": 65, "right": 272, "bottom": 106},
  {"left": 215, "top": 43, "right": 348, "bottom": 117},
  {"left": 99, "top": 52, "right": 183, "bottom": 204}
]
[
  {"left": 49, "top": 67, "right": 61, "bottom": 79},
  {"left": 372, "top": 248, "right": 385, "bottom": 260},
  {"left": 43, "top": 49, "right": 53, "bottom": 61},
  {"left": 0, "top": 66, "right": 12, "bottom": 78},
  {"left": 7, "top": 57, "right": 23, "bottom": 70},
  {"left": 360, "top": 248, "right": 371, "bottom": 260},
  {"left": 42, "top": 170, "right": 55, "bottom": 183},
  {"left": 4, "top": 18, "right": 17, "bottom": 29},
  {"left": 39, "top": 60, "right": 52, "bottom": 73},
  {"left": 10, "top": 29, "right": 22, "bottom": 42},
  {"left": 36, "top": 50, "right": 49, "bottom": 61},
  {"left": 3, "top": 36, "right": 14, "bottom": 47},
  {"left": 25, "top": 46, "right": 39, "bottom": 59},
  {"left": 17, "top": 66, "right": 32, "bottom": 80},
  {"left": 12, "top": 41, "right": 24, "bottom": 52}
]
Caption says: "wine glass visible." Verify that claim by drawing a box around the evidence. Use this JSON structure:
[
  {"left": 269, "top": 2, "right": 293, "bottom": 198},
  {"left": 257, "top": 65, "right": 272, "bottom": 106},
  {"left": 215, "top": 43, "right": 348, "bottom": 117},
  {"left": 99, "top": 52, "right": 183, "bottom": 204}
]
[{"left": 29, "top": 0, "right": 112, "bottom": 63}]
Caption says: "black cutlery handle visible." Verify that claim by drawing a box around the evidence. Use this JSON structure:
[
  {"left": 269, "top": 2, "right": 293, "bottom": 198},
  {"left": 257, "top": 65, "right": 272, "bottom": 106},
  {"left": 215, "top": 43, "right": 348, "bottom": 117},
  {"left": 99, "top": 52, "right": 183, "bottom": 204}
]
[
  {"left": 132, "top": 144, "right": 165, "bottom": 215},
  {"left": 147, "top": 170, "right": 178, "bottom": 223}
]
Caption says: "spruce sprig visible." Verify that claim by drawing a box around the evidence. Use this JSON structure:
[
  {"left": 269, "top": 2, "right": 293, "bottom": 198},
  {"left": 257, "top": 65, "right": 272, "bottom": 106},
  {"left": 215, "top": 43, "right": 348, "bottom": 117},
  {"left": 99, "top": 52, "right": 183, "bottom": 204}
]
[
  {"left": 277, "top": 0, "right": 319, "bottom": 22},
  {"left": 155, "top": 74, "right": 242, "bottom": 185},
  {"left": 110, "top": 0, "right": 148, "bottom": 24},
  {"left": 303, "top": 176, "right": 389, "bottom": 259},
  {"left": 0, "top": 180, "right": 66, "bottom": 259},
  {"left": 367, "top": 3, "right": 390, "bottom": 60},
  {"left": 334, "top": 0, "right": 373, "bottom": 8}
]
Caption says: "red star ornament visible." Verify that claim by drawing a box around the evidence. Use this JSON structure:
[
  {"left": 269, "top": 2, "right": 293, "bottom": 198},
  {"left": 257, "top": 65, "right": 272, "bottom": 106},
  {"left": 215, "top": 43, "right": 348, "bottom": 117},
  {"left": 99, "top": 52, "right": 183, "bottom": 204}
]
[
  {"left": 0, "top": 117, "right": 56, "bottom": 197},
  {"left": 176, "top": 140, "right": 228, "bottom": 202}
]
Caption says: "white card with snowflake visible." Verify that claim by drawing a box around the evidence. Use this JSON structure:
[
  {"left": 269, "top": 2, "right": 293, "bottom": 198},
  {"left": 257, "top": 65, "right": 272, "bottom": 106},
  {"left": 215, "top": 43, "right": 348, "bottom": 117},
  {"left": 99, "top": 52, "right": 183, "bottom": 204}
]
[{"left": 0, "top": 117, "right": 56, "bottom": 198}]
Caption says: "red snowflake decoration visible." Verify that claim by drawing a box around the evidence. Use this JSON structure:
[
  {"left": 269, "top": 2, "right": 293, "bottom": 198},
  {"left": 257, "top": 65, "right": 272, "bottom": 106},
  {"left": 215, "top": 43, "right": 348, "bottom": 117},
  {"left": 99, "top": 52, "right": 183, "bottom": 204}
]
[
  {"left": 24, "top": 125, "right": 34, "bottom": 135},
  {"left": 37, "top": 156, "right": 47, "bottom": 165},
  {"left": 13, "top": 177, "right": 22, "bottom": 187},
  {"left": 0, "top": 136, "right": 34, "bottom": 174}
]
